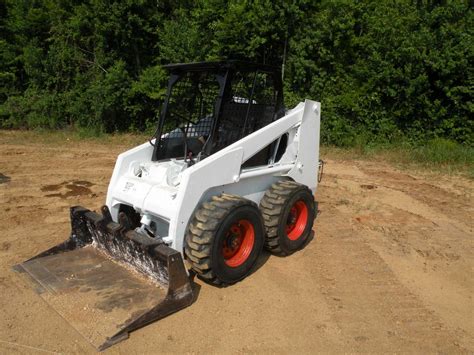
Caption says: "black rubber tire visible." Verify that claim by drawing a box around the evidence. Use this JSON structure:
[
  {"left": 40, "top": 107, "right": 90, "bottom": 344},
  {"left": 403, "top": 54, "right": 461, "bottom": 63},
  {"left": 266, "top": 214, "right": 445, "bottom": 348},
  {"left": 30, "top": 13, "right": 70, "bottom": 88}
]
[
  {"left": 260, "top": 180, "right": 316, "bottom": 255},
  {"left": 185, "top": 194, "right": 265, "bottom": 286}
]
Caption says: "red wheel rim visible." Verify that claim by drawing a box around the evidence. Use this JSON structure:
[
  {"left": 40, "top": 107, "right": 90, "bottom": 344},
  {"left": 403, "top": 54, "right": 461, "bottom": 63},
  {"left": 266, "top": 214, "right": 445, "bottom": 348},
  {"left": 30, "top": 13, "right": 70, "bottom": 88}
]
[
  {"left": 222, "top": 219, "right": 255, "bottom": 267},
  {"left": 286, "top": 200, "right": 309, "bottom": 240}
]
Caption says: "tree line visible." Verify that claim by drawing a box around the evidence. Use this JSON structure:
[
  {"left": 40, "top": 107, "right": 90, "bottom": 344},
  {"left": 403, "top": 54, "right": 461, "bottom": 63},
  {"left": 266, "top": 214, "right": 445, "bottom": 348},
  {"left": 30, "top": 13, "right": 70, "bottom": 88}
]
[{"left": 0, "top": 0, "right": 472, "bottom": 145}]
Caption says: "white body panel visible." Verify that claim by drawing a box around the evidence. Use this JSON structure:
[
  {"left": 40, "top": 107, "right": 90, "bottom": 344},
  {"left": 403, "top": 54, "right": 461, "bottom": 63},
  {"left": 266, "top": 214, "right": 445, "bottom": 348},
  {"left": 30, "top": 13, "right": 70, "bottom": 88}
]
[{"left": 106, "top": 99, "right": 320, "bottom": 254}]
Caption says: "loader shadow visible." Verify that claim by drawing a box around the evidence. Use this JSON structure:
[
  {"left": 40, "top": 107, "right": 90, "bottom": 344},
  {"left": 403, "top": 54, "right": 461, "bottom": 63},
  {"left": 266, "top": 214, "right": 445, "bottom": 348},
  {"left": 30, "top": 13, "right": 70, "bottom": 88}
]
[
  {"left": 250, "top": 250, "right": 272, "bottom": 275},
  {"left": 189, "top": 231, "right": 316, "bottom": 290},
  {"left": 246, "top": 231, "right": 315, "bottom": 278},
  {"left": 302, "top": 230, "right": 316, "bottom": 249},
  {"left": 266, "top": 230, "right": 316, "bottom": 259},
  {"left": 240, "top": 230, "right": 317, "bottom": 282},
  {"left": 189, "top": 252, "right": 272, "bottom": 290},
  {"left": 0, "top": 173, "right": 11, "bottom": 184},
  {"left": 187, "top": 270, "right": 202, "bottom": 302}
]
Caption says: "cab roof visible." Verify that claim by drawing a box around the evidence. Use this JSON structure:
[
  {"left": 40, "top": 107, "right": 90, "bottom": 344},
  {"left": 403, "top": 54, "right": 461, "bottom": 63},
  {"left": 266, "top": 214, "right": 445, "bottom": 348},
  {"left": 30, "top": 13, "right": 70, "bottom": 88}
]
[{"left": 162, "top": 60, "right": 281, "bottom": 74}]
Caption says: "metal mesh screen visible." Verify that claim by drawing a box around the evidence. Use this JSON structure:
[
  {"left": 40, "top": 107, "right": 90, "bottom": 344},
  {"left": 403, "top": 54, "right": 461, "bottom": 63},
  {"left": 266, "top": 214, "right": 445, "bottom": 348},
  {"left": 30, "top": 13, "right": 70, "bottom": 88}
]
[
  {"left": 213, "top": 71, "right": 277, "bottom": 156},
  {"left": 153, "top": 63, "right": 282, "bottom": 164},
  {"left": 156, "top": 72, "right": 220, "bottom": 160}
]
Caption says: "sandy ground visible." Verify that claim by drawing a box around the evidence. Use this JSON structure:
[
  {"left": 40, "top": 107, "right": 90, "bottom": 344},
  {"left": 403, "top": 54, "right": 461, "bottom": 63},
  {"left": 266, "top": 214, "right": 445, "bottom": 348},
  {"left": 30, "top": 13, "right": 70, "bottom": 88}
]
[{"left": 0, "top": 131, "right": 473, "bottom": 354}]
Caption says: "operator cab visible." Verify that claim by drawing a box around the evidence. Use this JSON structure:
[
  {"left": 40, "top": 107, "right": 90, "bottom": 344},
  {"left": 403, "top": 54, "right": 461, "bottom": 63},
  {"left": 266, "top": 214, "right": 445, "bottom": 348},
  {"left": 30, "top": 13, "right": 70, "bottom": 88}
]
[{"left": 151, "top": 60, "right": 285, "bottom": 167}]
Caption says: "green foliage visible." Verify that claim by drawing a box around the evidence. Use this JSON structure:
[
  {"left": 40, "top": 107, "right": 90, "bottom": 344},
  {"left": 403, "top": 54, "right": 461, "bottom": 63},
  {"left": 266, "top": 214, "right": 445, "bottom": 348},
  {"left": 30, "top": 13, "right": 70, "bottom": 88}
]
[
  {"left": 412, "top": 138, "right": 474, "bottom": 166},
  {"left": 0, "top": 0, "right": 472, "bottom": 146},
  {"left": 128, "top": 64, "right": 168, "bottom": 132},
  {"left": 287, "top": 0, "right": 473, "bottom": 145}
]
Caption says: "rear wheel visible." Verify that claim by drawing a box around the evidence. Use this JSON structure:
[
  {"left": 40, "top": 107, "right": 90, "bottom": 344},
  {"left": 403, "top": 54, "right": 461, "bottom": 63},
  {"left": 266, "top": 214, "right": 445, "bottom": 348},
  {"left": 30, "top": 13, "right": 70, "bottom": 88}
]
[
  {"left": 260, "top": 180, "right": 316, "bottom": 255},
  {"left": 185, "top": 194, "right": 264, "bottom": 286}
]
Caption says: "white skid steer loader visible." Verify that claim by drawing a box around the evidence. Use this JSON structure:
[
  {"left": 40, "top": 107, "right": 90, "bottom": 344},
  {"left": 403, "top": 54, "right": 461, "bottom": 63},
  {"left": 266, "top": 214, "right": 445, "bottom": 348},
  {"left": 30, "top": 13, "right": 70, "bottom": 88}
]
[{"left": 14, "top": 61, "right": 321, "bottom": 350}]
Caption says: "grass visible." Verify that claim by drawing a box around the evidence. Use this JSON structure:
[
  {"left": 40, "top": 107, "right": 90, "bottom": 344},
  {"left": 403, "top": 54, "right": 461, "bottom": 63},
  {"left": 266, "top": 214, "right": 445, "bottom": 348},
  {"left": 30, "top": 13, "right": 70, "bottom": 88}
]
[
  {"left": 322, "top": 138, "right": 473, "bottom": 178},
  {"left": 1, "top": 129, "right": 472, "bottom": 178},
  {"left": 411, "top": 139, "right": 472, "bottom": 166}
]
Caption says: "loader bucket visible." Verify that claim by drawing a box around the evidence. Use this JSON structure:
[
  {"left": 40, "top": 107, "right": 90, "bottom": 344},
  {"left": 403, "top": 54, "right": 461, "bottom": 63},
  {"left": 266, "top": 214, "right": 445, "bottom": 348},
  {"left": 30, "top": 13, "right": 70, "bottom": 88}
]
[{"left": 13, "top": 206, "right": 194, "bottom": 351}]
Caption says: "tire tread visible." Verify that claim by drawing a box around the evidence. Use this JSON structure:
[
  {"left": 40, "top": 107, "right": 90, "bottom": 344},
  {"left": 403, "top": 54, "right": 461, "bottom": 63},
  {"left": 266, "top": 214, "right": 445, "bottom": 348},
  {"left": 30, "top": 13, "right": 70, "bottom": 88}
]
[
  {"left": 185, "top": 194, "right": 259, "bottom": 286},
  {"left": 260, "top": 180, "right": 314, "bottom": 255}
]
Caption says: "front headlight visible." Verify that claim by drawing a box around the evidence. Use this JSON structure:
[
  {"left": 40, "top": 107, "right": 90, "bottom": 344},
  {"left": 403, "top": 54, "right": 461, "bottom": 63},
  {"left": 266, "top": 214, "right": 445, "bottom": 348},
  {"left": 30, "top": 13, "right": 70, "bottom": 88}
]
[{"left": 166, "top": 164, "right": 182, "bottom": 186}]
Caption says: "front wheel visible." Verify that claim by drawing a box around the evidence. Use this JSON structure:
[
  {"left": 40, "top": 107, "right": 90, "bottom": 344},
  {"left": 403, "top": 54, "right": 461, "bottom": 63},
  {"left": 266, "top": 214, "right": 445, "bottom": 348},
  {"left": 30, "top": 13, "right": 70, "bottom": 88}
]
[{"left": 185, "top": 194, "right": 264, "bottom": 286}]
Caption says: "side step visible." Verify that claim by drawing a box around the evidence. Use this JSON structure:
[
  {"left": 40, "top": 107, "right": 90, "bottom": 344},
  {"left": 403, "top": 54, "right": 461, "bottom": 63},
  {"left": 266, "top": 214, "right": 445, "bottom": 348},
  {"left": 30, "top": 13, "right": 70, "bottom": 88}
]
[{"left": 13, "top": 206, "right": 194, "bottom": 351}]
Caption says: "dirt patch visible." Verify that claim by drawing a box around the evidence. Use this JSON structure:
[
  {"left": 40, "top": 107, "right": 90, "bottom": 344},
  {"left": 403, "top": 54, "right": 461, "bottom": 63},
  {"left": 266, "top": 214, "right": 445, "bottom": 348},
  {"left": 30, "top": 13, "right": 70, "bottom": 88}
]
[
  {"left": 0, "top": 132, "right": 472, "bottom": 353},
  {"left": 41, "top": 180, "right": 95, "bottom": 198},
  {"left": 360, "top": 183, "right": 377, "bottom": 189}
]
